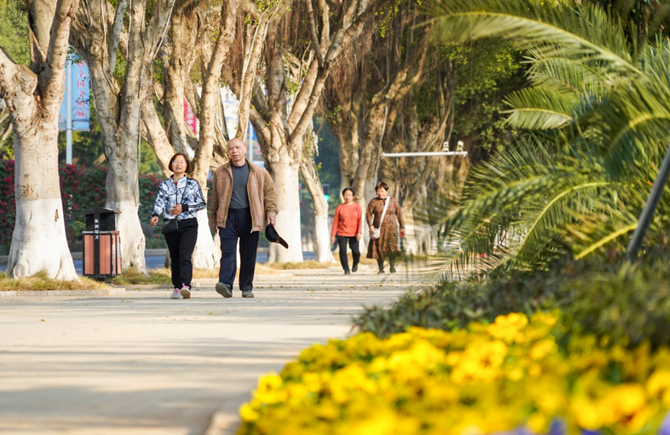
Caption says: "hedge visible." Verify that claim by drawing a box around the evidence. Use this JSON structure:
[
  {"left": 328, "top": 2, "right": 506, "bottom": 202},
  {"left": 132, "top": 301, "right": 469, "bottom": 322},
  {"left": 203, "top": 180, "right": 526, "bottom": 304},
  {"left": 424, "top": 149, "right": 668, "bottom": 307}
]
[{"left": 0, "top": 160, "right": 162, "bottom": 255}]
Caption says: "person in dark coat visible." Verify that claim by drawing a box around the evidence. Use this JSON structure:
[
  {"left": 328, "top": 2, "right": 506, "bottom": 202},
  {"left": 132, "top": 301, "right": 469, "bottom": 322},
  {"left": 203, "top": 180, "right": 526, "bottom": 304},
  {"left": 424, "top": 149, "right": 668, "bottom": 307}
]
[{"left": 366, "top": 182, "right": 404, "bottom": 274}]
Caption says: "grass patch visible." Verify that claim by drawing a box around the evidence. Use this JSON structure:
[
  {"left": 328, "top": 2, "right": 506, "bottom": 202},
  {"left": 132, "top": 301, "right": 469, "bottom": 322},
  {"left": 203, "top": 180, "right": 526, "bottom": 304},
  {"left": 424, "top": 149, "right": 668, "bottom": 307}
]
[
  {"left": 0, "top": 271, "right": 110, "bottom": 291},
  {"left": 111, "top": 268, "right": 172, "bottom": 285}
]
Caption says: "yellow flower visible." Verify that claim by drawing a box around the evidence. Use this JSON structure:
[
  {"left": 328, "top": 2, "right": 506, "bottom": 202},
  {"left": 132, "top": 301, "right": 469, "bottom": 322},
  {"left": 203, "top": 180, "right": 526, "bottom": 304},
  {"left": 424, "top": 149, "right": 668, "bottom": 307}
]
[
  {"left": 487, "top": 313, "right": 529, "bottom": 343},
  {"left": 599, "top": 383, "right": 650, "bottom": 431},
  {"left": 451, "top": 340, "right": 507, "bottom": 384},
  {"left": 526, "top": 413, "right": 549, "bottom": 434},
  {"left": 253, "top": 372, "right": 287, "bottom": 404},
  {"left": 531, "top": 311, "right": 558, "bottom": 327},
  {"left": 570, "top": 396, "right": 603, "bottom": 430},
  {"left": 239, "top": 403, "right": 260, "bottom": 422},
  {"left": 647, "top": 369, "right": 670, "bottom": 398},
  {"left": 529, "top": 338, "right": 558, "bottom": 361}
]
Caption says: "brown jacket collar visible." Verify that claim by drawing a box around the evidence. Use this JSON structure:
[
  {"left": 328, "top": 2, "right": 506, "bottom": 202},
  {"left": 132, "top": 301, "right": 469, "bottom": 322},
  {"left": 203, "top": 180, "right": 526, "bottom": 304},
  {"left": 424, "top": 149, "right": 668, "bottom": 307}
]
[{"left": 223, "top": 158, "right": 257, "bottom": 172}]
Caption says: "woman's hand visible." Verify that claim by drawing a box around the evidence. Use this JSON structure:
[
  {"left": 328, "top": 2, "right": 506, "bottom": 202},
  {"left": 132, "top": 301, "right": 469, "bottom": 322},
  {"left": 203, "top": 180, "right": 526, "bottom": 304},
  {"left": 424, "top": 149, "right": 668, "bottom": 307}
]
[
  {"left": 400, "top": 229, "right": 405, "bottom": 238},
  {"left": 331, "top": 236, "right": 336, "bottom": 245},
  {"left": 356, "top": 233, "right": 362, "bottom": 242},
  {"left": 150, "top": 216, "right": 159, "bottom": 227},
  {"left": 170, "top": 204, "right": 183, "bottom": 216}
]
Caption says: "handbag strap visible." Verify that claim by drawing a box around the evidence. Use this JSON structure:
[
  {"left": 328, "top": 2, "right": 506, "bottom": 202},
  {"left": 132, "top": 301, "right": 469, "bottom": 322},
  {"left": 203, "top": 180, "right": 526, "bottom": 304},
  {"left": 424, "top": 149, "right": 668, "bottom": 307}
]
[{"left": 378, "top": 197, "right": 390, "bottom": 228}]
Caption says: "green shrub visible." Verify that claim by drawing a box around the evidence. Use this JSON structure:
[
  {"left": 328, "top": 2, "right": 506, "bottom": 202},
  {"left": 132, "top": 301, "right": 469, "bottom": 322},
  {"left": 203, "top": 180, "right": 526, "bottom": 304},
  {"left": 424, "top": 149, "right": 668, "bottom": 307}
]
[{"left": 354, "top": 254, "right": 670, "bottom": 349}]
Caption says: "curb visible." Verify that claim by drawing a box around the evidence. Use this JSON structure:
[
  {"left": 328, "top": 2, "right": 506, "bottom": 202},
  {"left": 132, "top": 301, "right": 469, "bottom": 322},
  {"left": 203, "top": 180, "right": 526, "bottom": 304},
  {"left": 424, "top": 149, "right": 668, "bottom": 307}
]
[{"left": 0, "top": 288, "right": 126, "bottom": 297}]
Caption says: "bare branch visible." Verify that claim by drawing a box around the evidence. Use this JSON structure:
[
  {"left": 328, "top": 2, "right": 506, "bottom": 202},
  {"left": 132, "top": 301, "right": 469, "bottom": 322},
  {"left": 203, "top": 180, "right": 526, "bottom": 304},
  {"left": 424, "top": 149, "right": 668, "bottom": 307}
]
[
  {"left": 193, "top": 0, "right": 239, "bottom": 183},
  {"left": 306, "top": 0, "right": 324, "bottom": 68},
  {"left": 108, "top": 0, "right": 128, "bottom": 73},
  {"left": 237, "top": 11, "right": 271, "bottom": 136},
  {"left": 289, "top": 3, "right": 374, "bottom": 144},
  {"left": 40, "top": 0, "right": 81, "bottom": 117}
]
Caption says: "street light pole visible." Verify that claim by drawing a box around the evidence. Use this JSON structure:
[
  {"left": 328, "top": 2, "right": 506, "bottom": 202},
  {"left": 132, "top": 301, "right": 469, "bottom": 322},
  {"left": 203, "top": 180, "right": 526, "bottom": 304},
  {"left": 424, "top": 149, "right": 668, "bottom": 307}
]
[{"left": 627, "top": 143, "right": 670, "bottom": 259}]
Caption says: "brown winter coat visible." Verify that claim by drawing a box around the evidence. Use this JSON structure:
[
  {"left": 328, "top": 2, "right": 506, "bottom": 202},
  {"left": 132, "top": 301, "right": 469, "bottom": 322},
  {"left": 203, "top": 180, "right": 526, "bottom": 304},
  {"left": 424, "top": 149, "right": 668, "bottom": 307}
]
[{"left": 208, "top": 159, "right": 278, "bottom": 232}]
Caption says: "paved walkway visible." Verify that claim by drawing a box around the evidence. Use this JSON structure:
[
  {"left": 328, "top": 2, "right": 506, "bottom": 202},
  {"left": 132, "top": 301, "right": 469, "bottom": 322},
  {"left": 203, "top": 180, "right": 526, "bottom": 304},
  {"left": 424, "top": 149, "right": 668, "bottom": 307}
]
[{"left": 0, "top": 268, "right": 409, "bottom": 435}]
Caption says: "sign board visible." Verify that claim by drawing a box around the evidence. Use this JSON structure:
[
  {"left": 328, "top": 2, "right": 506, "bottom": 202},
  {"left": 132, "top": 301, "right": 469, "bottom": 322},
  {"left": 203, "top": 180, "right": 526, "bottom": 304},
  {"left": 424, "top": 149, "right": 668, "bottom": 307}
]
[{"left": 59, "top": 59, "right": 90, "bottom": 131}]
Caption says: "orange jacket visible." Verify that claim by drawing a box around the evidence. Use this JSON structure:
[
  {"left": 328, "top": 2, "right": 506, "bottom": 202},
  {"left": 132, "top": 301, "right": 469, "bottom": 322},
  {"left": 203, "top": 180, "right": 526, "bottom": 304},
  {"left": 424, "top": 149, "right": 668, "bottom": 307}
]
[{"left": 331, "top": 203, "right": 363, "bottom": 237}]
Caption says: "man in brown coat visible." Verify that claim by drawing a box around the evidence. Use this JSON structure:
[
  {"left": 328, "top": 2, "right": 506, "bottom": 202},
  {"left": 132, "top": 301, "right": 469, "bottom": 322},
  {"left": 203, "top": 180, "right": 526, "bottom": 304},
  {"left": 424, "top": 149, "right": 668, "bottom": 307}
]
[{"left": 208, "top": 138, "right": 278, "bottom": 298}]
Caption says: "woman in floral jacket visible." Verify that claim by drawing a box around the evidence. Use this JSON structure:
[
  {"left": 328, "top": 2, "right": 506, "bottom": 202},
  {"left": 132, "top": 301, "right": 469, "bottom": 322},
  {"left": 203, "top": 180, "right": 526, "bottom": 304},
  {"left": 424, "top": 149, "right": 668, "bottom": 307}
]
[
  {"left": 366, "top": 182, "right": 404, "bottom": 274},
  {"left": 150, "top": 153, "right": 206, "bottom": 299}
]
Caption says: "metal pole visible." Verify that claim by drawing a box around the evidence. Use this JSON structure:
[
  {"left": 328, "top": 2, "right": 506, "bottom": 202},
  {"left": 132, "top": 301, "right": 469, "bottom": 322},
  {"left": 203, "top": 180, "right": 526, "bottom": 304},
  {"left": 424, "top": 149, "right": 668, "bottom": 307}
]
[
  {"left": 247, "top": 121, "right": 254, "bottom": 162},
  {"left": 381, "top": 151, "right": 468, "bottom": 158},
  {"left": 66, "top": 59, "right": 73, "bottom": 165},
  {"left": 627, "top": 143, "right": 670, "bottom": 259}
]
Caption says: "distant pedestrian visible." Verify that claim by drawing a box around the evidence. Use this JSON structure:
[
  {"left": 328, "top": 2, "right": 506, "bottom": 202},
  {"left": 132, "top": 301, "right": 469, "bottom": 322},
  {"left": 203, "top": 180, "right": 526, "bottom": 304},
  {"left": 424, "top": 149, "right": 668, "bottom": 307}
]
[
  {"left": 209, "top": 138, "right": 278, "bottom": 299},
  {"left": 150, "top": 153, "right": 207, "bottom": 299},
  {"left": 331, "top": 188, "right": 363, "bottom": 275},
  {"left": 366, "top": 182, "right": 404, "bottom": 274}
]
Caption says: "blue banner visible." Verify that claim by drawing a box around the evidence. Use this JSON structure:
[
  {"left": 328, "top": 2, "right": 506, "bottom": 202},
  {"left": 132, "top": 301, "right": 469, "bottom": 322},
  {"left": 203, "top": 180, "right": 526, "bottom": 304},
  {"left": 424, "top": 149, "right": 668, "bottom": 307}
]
[{"left": 59, "top": 59, "right": 90, "bottom": 131}]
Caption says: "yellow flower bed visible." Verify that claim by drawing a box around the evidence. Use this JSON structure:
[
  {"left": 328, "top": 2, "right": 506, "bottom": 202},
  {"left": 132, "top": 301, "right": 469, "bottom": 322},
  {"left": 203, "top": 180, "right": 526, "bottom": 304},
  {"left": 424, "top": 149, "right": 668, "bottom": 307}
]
[{"left": 238, "top": 312, "right": 670, "bottom": 435}]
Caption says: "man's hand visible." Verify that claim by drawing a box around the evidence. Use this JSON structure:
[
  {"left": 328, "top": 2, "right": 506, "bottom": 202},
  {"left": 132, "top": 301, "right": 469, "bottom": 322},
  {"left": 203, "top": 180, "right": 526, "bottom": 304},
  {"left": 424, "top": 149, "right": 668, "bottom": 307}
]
[
  {"left": 267, "top": 214, "right": 276, "bottom": 225},
  {"left": 356, "top": 233, "right": 362, "bottom": 242},
  {"left": 170, "top": 204, "right": 183, "bottom": 216},
  {"left": 331, "top": 236, "right": 336, "bottom": 245},
  {"left": 150, "top": 216, "right": 159, "bottom": 227}
]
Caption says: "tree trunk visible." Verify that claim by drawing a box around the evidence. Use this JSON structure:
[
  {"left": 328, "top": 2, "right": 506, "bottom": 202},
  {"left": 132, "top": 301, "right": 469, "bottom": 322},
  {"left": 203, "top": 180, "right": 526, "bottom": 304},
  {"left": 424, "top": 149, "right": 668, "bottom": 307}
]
[
  {"left": 162, "top": 2, "right": 199, "bottom": 153},
  {"left": 300, "top": 146, "right": 334, "bottom": 263},
  {"left": 267, "top": 153, "right": 304, "bottom": 263},
  {"left": 105, "top": 154, "right": 147, "bottom": 270},
  {"left": 8, "top": 120, "right": 78, "bottom": 279},
  {"left": 2, "top": 0, "right": 79, "bottom": 279},
  {"left": 72, "top": 0, "right": 176, "bottom": 274}
]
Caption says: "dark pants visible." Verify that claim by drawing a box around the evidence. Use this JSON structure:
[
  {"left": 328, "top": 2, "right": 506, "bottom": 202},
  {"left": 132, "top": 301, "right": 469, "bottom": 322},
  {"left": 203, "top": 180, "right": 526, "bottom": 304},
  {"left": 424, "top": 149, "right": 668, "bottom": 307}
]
[
  {"left": 164, "top": 218, "right": 198, "bottom": 288},
  {"left": 218, "top": 208, "right": 259, "bottom": 291},
  {"left": 378, "top": 253, "right": 398, "bottom": 270},
  {"left": 336, "top": 235, "right": 360, "bottom": 272}
]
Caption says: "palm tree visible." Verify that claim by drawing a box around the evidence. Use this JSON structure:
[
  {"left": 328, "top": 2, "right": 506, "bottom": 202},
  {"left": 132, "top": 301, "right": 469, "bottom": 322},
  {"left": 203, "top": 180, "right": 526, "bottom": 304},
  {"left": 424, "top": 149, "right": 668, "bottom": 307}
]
[{"left": 424, "top": 0, "right": 670, "bottom": 275}]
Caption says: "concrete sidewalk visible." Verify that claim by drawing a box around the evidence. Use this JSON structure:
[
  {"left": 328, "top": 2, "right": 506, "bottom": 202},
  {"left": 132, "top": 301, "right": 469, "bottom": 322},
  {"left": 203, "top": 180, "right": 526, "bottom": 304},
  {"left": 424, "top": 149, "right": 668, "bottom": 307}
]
[{"left": 0, "top": 268, "right": 410, "bottom": 435}]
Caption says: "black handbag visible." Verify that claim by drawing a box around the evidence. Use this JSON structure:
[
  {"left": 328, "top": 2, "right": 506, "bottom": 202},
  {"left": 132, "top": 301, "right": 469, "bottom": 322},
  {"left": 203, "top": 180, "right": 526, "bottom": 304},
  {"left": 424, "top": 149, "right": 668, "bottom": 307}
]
[
  {"left": 161, "top": 218, "right": 179, "bottom": 234},
  {"left": 161, "top": 178, "right": 189, "bottom": 234}
]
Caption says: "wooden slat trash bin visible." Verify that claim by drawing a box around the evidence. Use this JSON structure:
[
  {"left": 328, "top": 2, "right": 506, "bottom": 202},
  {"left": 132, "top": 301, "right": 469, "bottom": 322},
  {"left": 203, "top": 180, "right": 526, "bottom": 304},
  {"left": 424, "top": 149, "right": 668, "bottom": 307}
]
[{"left": 82, "top": 207, "right": 122, "bottom": 281}]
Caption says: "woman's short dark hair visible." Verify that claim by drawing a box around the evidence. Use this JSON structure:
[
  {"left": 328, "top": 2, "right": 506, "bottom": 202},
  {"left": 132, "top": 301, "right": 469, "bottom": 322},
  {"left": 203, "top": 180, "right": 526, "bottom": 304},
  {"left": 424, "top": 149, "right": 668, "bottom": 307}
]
[
  {"left": 375, "top": 182, "right": 389, "bottom": 192},
  {"left": 342, "top": 187, "right": 355, "bottom": 196},
  {"left": 169, "top": 153, "right": 191, "bottom": 174}
]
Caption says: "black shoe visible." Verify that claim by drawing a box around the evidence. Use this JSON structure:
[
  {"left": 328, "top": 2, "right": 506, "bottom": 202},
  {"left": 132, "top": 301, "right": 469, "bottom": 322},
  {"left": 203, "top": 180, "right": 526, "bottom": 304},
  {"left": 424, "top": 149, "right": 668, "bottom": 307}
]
[
  {"left": 377, "top": 268, "right": 385, "bottom": 274},
  {"left": 352, "top": 264, "right": 358, "bottom": 273},
  {"left": 215, "top": 282, "right": 233, "bottom": 298},
  {"left": 241, "top": 290, "right": 255, "bottom": 298},
  {"left": 389, "top": 266, "right": 396, "bottom": 273},
  {"left": 344, "top": 270, "right": 351, "bottom": 275}
]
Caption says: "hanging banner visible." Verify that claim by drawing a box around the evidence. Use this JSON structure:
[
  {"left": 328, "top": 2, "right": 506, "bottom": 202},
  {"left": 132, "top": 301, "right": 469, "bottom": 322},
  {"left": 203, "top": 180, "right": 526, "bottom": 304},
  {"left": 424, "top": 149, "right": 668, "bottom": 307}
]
[
  {"left": 59, "top": 59, "right": 90, "bottom": 131},
  {"left": 184, "top": 98, "right": 198, "bottom": 136}
]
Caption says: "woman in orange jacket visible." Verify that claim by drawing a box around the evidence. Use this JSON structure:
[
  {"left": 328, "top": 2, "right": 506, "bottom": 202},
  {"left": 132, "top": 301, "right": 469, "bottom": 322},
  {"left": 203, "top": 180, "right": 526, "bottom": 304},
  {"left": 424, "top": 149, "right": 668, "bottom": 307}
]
[{"left": 331, "top": 188, "right": 363, "bottom": 275}]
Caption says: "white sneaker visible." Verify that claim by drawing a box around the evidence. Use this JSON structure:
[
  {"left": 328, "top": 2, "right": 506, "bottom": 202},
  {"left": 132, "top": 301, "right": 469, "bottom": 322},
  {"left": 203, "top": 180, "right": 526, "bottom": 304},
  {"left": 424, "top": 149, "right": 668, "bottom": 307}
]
[
  {"left": 180, "top": 285, "right": 191, "bottom": 299},
  {"left": 170, "top": 288, "right": 183, "bottom": 299}
]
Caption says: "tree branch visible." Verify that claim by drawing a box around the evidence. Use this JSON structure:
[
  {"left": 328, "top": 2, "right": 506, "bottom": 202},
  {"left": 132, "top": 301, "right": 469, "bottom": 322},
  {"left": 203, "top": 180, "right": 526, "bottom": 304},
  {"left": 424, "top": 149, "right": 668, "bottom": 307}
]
[
  {"left": 237, "top": 11, "right": 271, "bottom": 137},
  {"left": 108, "top": 0, "right": 128, "bottom": 73},
  {"left": 40, "top": 0, "right": 80, "bottom": 117},
  {"left": 193, "top": 0, "right": 239, "bottom": 183},
  {"left": 306, "top": 0, "right": 324, "bottom": 68},
  {"left": 289, "top": 3, "right": 374, "bottom": 144}
]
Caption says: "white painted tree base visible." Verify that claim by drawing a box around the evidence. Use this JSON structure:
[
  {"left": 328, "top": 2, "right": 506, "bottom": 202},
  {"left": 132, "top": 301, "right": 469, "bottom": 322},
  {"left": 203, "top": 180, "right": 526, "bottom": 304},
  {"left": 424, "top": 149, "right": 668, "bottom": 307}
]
[
  {"left": 8, "top": 198, "right": 78, "bottom": 280},
  {"left": 110, "top": 200, "right": 147, "bottom": 274},
  {"left": 192, "top": 210, "right": 218, "bottom": 270}
]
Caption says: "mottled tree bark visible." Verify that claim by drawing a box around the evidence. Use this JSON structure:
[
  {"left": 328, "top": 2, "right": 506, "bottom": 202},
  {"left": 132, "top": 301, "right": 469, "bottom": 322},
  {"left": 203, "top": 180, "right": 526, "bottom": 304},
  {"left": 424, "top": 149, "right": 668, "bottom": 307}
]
[
  {"left": 72, "top": 0, "right": 176, "bottom": 273},
  {"left": 1, "top": 0, "right": 80, "bottom": 279}
]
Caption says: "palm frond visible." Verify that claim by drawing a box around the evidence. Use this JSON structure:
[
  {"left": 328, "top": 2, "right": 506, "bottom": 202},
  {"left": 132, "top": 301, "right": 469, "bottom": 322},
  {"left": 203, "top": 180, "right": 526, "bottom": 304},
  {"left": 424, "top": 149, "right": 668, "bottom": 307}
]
[
  {"left": 504, "top": 87, "right": 576, "bottom": 129},
  {"left": 427, "top": 0, "right": 640, "bottom": 76}
]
